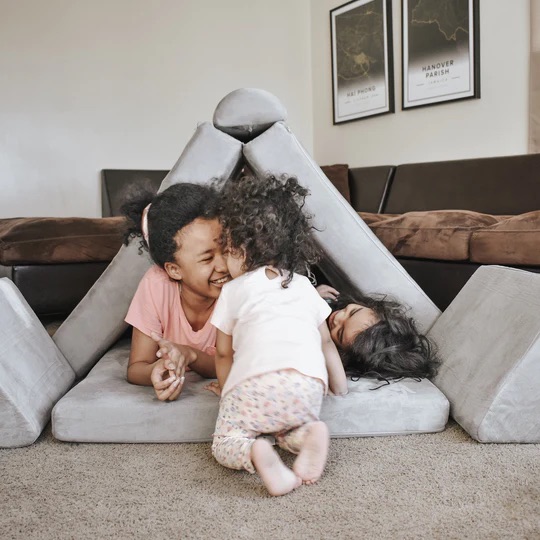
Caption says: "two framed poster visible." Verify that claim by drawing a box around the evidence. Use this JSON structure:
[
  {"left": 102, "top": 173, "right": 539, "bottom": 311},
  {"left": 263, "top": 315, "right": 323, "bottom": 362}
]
[{"left": 330, "top": 0, "right": 480, "bottom": 123}]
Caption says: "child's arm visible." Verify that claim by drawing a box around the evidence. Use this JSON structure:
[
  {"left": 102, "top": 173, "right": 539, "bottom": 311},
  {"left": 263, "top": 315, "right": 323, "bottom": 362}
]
[
  {"left": 127, "top": 328, "right": 161, "bottom": 386},
  {"left": 316, "top": 284, "right": 340, "bottom": 301},
  {"left": 127, "top": 329, "right": 216, "bottom": 401},
  {"left": 215, "top": 329, "right": 234, "bottom": 391},
  {"left": 319, "top": 322, "right": 348, "bottom": 396},
  {"left": 151, "top": 333, "right": 217, "bottom": 378}
]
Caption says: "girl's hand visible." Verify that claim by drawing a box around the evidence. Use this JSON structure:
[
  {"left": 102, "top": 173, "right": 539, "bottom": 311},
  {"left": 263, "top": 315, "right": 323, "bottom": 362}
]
[
  {"left": 204, "top": 381, "right": 222, "bottom": 397},
  {"left": 150, "top": 333, "right": 195, "bottom": 401},
  {"left": 150, "top": 358, "right": 184, "bottom": 401},
  {"left": 316, "top": 284, "right": 340, "bottom": 301}
]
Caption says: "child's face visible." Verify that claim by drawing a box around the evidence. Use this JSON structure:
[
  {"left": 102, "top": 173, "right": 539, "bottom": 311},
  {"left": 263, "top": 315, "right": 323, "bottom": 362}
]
[
  {"left": 328, "top": 303, "right": 379, "bottom": 347},
  {"left": 225, "top": 247, "right": 246, "bottom": 279},
  {"left": 164, "top": 218, "right": 230, "bottom": 300}
]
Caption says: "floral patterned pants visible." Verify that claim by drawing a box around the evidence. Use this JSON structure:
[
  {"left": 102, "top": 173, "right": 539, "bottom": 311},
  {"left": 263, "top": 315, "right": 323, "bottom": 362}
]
[{"left": 212, "top": 369, "right": 324, "bottom": 474}]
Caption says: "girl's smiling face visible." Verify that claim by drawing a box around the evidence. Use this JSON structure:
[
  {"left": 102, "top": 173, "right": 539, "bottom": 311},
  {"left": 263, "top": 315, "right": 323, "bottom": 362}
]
[
  {"left": 164, "top": 218, "right": 230, "bottom": 300},
  {"left": 328, "top": 303, "right": 380, "bottom": 347}
]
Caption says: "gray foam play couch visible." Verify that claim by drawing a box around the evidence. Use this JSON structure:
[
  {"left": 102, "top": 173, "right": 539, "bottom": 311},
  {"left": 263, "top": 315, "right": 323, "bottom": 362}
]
[
  {"left": 3, "top": 88, "right": 454, "bottom": 447},
  {"left": 52, "top": 340, "right": 449, "bottom": 443}
]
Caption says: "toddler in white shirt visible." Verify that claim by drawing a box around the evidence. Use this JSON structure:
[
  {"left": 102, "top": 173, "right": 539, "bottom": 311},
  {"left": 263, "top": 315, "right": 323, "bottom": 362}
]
[{"left": 208, "top": 174, "right": 348, "bottom": 497}]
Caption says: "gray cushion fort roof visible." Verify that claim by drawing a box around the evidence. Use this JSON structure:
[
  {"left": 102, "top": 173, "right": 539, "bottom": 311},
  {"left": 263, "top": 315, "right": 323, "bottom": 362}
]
[{"left": 213, "top": 88, "right": 287, "bottom": 141}]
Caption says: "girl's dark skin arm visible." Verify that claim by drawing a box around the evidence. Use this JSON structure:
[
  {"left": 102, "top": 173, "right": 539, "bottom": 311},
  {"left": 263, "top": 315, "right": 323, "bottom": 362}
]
[
  {"left": 319, "top": 322, "right": 349, "bottom": 396},
  {"left": 127, "top": 328, "right": 216, "bottom": 401}
]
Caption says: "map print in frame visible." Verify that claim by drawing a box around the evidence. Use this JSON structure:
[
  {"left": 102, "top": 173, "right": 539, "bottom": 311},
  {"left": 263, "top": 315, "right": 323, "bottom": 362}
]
[
  {"left": 330, "top": 0, "right": 394, "bottom": 124},
  {"left": 403, "top": 0, "right": 480, "bottom": 109}
]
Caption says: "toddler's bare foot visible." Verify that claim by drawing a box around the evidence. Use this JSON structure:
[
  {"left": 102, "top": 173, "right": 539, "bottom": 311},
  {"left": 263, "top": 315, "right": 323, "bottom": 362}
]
[
  {"left": 293, "top": 421, "right": 329, "bottom": 485},
  {"left": 251, "top": 439, "right": 301, "bottom": 496}
]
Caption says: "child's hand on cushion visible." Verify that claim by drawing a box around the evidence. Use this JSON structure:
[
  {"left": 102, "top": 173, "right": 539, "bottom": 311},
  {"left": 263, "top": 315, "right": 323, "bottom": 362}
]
[
  {"left": 150, "top": 333, "right": 196, "bottom": 401},
  {"left": 316, "top": 284, "right": 340, "bottom": 301},
  {"left": 149, "top": 357, "right": 184, "bottom": 401},
  {"left": 204, "top": 381, "right": 222, "bottom": 397}
]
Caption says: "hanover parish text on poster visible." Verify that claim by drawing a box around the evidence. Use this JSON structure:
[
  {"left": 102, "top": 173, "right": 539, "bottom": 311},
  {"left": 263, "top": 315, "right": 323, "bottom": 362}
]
[{"left": 403, "top": 0, "right": 480, "bottom": 109}]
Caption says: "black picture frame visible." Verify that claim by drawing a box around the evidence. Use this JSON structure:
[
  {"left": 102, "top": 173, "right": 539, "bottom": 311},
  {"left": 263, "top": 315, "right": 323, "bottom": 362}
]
[
  {"left": 402, "top": 0, "right": 480, "bottom": 110},
  {"left": 330, "top": 0, "right": 395, "bottom": 124}
]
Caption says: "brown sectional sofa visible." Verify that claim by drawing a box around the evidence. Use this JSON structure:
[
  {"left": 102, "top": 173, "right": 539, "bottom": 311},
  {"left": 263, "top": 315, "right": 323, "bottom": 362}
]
[
  {"left": 1, "top": 154, "right": 538, "bottom": 316},
  {"left": 348, "top": 153, "right": 540, "bottom": 309},
  {"left": 0, "top": 218, "right": 124, "bottom": 316}
]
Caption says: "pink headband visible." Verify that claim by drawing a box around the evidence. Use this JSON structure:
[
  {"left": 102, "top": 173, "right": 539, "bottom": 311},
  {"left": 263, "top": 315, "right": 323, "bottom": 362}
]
[{"left": 141, "top": 204, "right": 151, "bottom": 246}]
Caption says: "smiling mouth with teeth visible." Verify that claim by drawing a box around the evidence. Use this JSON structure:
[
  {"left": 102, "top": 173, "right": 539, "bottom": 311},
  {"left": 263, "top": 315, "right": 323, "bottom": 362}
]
[{"left": 211, "top": 276, "right": 230, "bottom": 286}]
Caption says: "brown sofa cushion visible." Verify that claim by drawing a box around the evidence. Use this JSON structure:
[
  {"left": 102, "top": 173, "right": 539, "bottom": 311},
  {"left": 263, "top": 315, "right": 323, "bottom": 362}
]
[
  {"left": 358, "top": 212, "right": 397, "bottom": 226},
  {"left": 366, "top": 211, "right": 501, "bottom": 261},
  {"left": 470, "top": 211, "right": 540, "bottom": 265},
  {"left": 0, "top": 217, "right": 125, "bottom": 265},
  {"left": 321, "top": 164, "right": 350, "bottom": 202}
]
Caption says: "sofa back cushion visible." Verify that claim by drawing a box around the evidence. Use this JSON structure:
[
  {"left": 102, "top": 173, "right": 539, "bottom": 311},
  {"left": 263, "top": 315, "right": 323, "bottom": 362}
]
[
  {"left": 384, "top": 154, "right": 540, "bottom": 215},
  {"left": 103, "top": 166, "right": 354, "bottom": 215},
  {"left": 102, "top": 170, "right": 168, "bottom": 217},
  {"left": 320, "top": 164, "right": 350, "bottom": 202},
  {"left": 349, "top": 166, "right": 394, "bottom": 213}
]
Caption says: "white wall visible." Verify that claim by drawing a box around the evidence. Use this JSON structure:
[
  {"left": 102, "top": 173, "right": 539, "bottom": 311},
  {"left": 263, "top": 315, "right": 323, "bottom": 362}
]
[
  {"left": 311, "top": 0, "right": 530, "bottom": 167},
  {"left": 0, "top": 0, "right": 313, "bottom": 217}
]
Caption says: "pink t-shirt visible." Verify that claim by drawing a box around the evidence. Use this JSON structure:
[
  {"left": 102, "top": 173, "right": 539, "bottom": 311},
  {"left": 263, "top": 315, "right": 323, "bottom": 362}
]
[{"left": 125, "top": 265, "right": 216, "bottom": 355}]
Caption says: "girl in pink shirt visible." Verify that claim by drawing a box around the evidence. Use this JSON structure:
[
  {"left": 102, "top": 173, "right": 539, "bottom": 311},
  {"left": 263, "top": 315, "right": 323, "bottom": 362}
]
[{"left": 122, "top": 183, "right": 230, "bottom": 401}]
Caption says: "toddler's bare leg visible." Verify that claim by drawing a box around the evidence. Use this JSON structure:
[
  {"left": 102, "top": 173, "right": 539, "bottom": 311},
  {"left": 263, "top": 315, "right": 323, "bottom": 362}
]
[
  {"left": 251, "top": 438, "right": 301, "bottom": 496},
  {"left": 291, "top": 421, "right": 329, "bottom": 485}
]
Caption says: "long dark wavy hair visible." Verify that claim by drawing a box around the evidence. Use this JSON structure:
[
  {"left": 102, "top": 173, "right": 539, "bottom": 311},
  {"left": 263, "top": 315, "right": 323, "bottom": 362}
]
[
  {"left": 217, "top": 174, "right": 320, "bottom": 287},
  {"left": 121, "top": 183, "right": 219, "bottom": 268},
  {"left": 330, "top": 292, "right": 440, "bottom": 385}
]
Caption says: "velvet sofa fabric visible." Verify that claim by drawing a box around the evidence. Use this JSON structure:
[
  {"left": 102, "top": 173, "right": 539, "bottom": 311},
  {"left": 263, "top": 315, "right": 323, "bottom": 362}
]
[
  {"left": 320, "top": 164, "right": 350, "bottom": 202},
  {"left": 365, "top": 211, "right": 504, "bottom": 261},
  {"left": 0, "top": 217, "right": 125, "bottom": 265},
  {"left": 102, "top": 170, "right": 168, "bottom": 218},
  {"left": 7, "top": 262, "right": 110, "bottom": 316},
  {"left": 384, "top": 153, "right": 540, "bottom": 215},
  {"left": 349, "top": 166, "right": 394, "bottom": 213},
  {"left": 470, "top": 211, "right": 540, "bottom": 265}
]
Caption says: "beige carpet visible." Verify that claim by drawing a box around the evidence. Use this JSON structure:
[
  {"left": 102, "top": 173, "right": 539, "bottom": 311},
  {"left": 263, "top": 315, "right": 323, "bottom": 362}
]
[{"left": 1, "top": 421, "right": 539, "bottom": 540}]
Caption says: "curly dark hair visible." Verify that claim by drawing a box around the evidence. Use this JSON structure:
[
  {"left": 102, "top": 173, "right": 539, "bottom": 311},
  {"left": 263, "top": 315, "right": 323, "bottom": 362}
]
[
  {"left": 330, "top": 293, "right": 440, "bottom": 385},
  {"left": 121, "top": 183, "right": 219, "bottom": 268},
  {"left": 217, "top": 174, "right": 320, "bottom": 287}
]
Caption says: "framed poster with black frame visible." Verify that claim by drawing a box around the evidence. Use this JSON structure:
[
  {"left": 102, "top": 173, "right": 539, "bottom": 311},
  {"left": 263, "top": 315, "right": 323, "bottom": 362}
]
[
  {"left": 330, "top": 0, "right": 394, "bottom": 124},
  {"left": 402, "top": 0, "right": 480, "bottom": 110}
]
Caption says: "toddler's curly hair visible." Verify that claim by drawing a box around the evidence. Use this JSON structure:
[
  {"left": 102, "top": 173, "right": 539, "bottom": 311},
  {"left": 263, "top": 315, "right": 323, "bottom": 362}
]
[{"left": 218, "top": 174, "right": 320, "bottom": 286}]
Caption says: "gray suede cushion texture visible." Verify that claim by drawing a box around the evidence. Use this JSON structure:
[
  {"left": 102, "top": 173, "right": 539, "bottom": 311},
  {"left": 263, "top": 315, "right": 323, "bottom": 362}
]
[
  {"left": 242, "top": 121, "right": 441, "bottom": 334},
  {"left": 52, "top": 340, "right": 449, "bottom": 443},
  {"left": 0, "top": 279, "right": 75, "bottom": 447},
  {"left": 430, "top": 266, "right": 540, "bottom": 443},
  {"left": 213, "top": 87, "right": 287, "bottom": 141},
  {"left": 47, "top": 88, "right": 449, "bottom": 443}
]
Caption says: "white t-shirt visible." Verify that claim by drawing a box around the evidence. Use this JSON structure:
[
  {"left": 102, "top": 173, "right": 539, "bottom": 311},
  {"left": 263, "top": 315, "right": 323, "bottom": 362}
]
[{"left": 211, "top": 267, "right": 331, "bottom": 397}]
